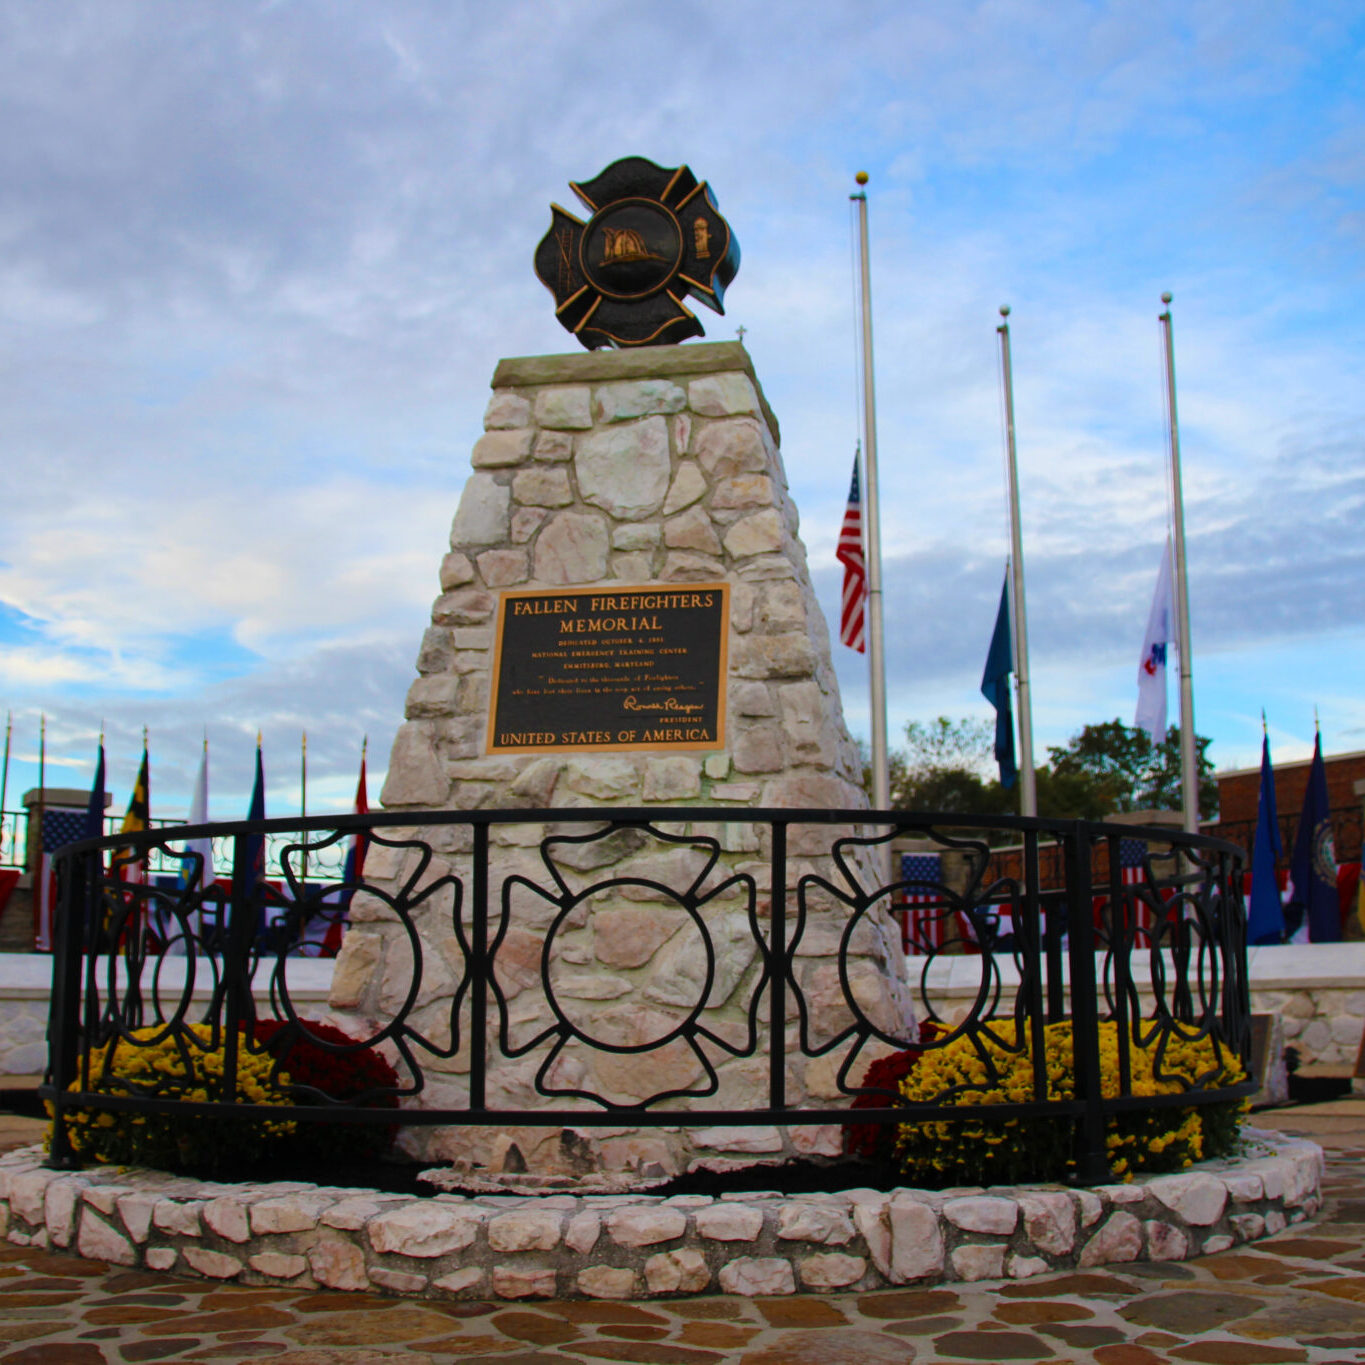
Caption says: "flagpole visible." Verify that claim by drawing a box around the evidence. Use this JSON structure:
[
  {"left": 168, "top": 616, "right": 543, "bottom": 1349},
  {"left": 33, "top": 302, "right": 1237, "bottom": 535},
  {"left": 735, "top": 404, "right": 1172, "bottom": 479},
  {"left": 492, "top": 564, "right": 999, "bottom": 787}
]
[
  {"left": 1160, "top": 293, "right": 1199, "bottom": 834},
  {"left": 997, "top": 307, "right": 1036, "bottom": 817},
  {"left": 0, "top": 712, "right": 11, "bottom": 860},
  {"left": 35, "top": 715, "right": 46, "bottom": 946},
  {"left": 300, "top": 730, "right": 308, "bottom": 887},
  {"left": 851, "top": 172, "right": 889, "bottom": 814}
]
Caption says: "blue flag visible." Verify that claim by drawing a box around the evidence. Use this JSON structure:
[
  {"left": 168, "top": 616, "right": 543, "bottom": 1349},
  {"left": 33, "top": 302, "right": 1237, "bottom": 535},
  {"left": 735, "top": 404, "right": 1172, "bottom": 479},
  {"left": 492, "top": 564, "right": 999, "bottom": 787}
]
[
  {"left": 1247, "top": 732, "right": 1283, "bottom": 945},
  {"left": 980, "top": 574, "right": 1017, "bottom": 788},
  {"left": 83, "top": 743, "right": 106, "bottom": 842},
  {"left": 242, "top": 743, "right": 267, "bottom": 933},
  {"left": 1289, "top": 732, "right": 1338, "bottom": 942}
]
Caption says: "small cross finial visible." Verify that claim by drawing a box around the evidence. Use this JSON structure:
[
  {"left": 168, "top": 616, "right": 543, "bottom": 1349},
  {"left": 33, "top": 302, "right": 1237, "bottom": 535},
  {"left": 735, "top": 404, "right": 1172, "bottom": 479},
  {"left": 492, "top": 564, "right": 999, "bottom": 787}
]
[{"left": 736, "top": 325, "right": 747, "bottom": 344}]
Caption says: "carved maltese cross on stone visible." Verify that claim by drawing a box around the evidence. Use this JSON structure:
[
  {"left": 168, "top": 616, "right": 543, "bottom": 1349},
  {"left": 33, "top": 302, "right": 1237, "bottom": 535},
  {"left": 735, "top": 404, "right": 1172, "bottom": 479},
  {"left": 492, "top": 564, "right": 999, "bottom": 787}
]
[{"left": 534, "top": 156, "right": 740, "bottom": 350}]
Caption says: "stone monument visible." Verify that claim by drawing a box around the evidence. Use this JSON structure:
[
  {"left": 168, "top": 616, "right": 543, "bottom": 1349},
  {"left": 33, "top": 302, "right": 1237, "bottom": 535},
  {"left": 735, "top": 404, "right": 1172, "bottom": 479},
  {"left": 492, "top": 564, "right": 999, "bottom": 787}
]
[{"left": 328, "top": 160, "right": 912, "bottom": 1179}]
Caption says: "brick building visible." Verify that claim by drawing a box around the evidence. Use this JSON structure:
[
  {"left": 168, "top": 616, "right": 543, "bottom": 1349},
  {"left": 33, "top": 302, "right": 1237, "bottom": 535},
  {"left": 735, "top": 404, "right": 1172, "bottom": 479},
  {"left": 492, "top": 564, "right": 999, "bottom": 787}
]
[{"left": 1208, "top": 747, "right": 1365, "bottom": 865}]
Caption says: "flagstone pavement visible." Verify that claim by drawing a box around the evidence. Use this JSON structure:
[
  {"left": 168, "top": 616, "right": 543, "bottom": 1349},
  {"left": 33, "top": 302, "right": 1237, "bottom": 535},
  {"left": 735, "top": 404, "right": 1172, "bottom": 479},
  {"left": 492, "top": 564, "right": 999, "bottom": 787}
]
[{"left": 0, "top": 1100, "right": 1361, "bottom": 1364}]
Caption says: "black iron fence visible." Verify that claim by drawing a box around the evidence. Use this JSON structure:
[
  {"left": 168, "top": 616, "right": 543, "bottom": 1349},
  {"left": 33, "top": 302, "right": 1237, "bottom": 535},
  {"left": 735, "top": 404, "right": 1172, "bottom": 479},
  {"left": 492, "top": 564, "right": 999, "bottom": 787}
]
[{"left": 40, "top": 809, "right": 1251, "bottom": 1184}]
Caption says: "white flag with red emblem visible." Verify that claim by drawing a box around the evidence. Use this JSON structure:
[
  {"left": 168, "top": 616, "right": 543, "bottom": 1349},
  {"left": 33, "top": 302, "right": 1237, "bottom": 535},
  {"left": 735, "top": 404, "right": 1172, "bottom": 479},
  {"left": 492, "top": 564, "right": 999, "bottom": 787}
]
[
  {"left": 837, "top": 454, "right": 867, "bottom": 653},
  {"left": 1135, "top": 538, "right": 1176, "bottom": 743}
]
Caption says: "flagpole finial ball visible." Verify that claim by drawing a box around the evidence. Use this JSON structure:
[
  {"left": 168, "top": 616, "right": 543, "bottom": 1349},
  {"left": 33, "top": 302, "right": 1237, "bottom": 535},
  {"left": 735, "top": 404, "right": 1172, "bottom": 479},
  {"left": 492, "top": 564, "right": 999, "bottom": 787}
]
[
  {"left": 999, "top": 304, "right": 1010, "bottom": 318},
  {"left": 855, "top": 171, "right": 869, "bottom": 185},
  {"left": 1161, "top": 291, "right": 1173, "bottom": 304}
]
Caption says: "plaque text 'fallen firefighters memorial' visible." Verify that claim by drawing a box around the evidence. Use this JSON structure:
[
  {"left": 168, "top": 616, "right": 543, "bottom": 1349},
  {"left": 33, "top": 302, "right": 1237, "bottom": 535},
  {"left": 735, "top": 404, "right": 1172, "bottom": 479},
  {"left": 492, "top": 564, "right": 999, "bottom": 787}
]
[{"left": 487, "top": 585, "right": 729, "bottom": 754}]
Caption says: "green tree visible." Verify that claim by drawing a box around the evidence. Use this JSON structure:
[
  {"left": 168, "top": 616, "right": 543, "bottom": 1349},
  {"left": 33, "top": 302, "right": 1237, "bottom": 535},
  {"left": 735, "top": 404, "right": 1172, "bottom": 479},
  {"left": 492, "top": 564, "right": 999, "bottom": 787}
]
[
  {"left": 862, "top": 715, "right": 1217, "bottom": 821},
  {"left": 1045, "top": 720, "right": 1218, "bottom": 820}
]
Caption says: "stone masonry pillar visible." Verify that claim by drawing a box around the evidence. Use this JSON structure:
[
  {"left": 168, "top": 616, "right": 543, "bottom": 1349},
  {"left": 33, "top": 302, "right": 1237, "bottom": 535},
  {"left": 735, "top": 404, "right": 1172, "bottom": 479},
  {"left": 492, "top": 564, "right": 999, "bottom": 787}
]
[{"left": 329, "top": 342, "right": 913, "bottom": 1179}]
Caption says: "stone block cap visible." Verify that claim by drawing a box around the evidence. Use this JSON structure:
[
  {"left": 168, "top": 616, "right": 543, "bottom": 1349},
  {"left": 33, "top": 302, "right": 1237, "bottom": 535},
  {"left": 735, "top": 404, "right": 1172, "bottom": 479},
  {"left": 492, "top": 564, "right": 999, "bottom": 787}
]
[{"left": 492, "top": 343, "right": 778, "bottom": 445}]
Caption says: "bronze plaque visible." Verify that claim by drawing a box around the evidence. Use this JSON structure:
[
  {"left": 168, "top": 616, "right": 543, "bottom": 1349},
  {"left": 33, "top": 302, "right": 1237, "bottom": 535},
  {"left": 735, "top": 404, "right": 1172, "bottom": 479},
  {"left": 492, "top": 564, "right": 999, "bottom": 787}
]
[{"left": 487, "top": 585, "right": 729, "bottom": 754}]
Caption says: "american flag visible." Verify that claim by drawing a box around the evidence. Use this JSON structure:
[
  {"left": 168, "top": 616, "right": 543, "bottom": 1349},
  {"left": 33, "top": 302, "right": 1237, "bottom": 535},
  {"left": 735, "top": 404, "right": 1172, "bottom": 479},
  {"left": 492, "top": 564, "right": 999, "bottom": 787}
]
[
  {"left": 899, "top": 852, "right": 944, "bottom": 952},
  {"left": 837, "top": 454, "right": 867, "bottom": 653},
  {"left": 35, "top": 806, "right": 87, "bottom": 952}
]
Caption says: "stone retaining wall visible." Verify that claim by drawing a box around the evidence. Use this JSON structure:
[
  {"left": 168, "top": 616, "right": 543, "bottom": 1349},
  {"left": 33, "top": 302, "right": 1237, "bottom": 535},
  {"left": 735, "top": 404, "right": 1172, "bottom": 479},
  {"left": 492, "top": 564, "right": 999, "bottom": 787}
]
[{"left": 0, "top": 1130, "right": 1321, "bottom": 1300}]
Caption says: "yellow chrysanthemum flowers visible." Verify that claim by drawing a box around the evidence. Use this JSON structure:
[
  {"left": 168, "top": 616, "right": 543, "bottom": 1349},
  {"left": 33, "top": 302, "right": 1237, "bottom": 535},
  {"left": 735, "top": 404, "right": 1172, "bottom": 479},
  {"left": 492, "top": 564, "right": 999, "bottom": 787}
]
[{"left": 897, "top": 1019, "right": 1247, "bottom": 1186}]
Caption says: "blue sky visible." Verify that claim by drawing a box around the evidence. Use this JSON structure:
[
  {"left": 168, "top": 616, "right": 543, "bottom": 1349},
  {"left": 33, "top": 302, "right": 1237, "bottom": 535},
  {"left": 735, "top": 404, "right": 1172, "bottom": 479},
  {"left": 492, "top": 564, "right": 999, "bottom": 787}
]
[{"left": 0, "top": 1, "right": 1362, "bottom": 820}]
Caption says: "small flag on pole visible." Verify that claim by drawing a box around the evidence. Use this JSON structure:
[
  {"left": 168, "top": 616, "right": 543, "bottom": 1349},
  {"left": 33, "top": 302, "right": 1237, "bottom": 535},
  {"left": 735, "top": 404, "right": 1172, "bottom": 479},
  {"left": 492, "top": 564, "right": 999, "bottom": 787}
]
[
  {"left": 837, "top": 453, "right": 867, "bottom": 653},
  {"left": 1288, "top": 729, "right": 1338, "bottom": 942},
  {"left": 325, "top": 740, "right": 369, "bottom": 956},
  {"left": 1135, "top": 539, "right": 1175, "bottom": 743},
  {"left": 1247, "top": 727, "right": 1284, "bottom": 946},
  {"left": 981, "top": 572, "right": 1018, "bottom": 788},
  {"left": 180, "top": 740, "right": 213, "bottom": 893}
]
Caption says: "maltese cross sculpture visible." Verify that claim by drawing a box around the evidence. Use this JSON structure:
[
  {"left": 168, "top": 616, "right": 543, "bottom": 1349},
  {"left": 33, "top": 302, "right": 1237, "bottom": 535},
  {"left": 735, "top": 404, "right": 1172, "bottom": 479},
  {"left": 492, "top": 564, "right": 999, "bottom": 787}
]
[{"left": 534, "top": 156, "right": 740, "bottom": 350}]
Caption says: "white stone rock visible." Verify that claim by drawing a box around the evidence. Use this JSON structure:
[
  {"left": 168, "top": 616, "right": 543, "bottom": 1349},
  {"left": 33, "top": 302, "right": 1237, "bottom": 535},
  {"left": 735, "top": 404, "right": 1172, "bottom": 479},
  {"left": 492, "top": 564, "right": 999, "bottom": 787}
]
[
  {"left": 43, "top": 1177, "right": 86, "bottom": 1247},
  {"left": 369, "top": 1267, "right": 429, "bottom": 1293},
  {"left": 951, "top": 1244, "right": 1006, "bottom": 1281},
  {"left": 8, "top": 1169, "right": 54, "bottom": 1223},
  {"left": 575, "top": 417, "right": 671, "bottom": 519},
  {"left": 1079, "top": 1210, "right": 1143, "bottom": 1266},
  {"left": 439, "top": 551, "right": 475, "bottom": 589},
  {"left": 724, "top": 509, "right": 784, "bottom": 558},
  {"left": 1264, "top": 1208, "right": 1287, "bottom": 1235},
  {"left": 1230, "top": 1212, "right": 1266, "bottom": 1241},
  {"left": 799, "top": 1253, "right": 865, "bottom": 1289},
  {"left": 663, "top": 463, "right": 708, "bottom": 515},
  {"left": 249, "top": 1251, "right": 309, "bottom": 1279},
  {"left": 368, "top": 1202, "right": 483, "bottom": 1257},
  {"left": 642, "top": 756, "right": 702, "bottom": 801},
  {"left": 577, "top": 1265, "right": 639, "bottom": 1299},
  {"left": 533, "top": 509, "right": 610, "bottom": 583},
  {"left": 309, "top": 1234, "right": 370, "bottom": 1291},
  {"left": 564, "top": 1210, "right": 601, "bottom": 1254},
  {"left": 606, "top": 1206, "right": 686, "bottom": 1247},
  {"left": 472, "top": 428, "right": 534, "bottom": 468},
  {"left": 595, "top": 379, "right": 686, "bottom": 423},
  {"left": 513, "top": 466, "right": 573, "bottom": 507},
  {"left": 153, "top": 1199, "right": 203, "bottom": 1237},
  {"left": 694, "top": 418, "right": 768, "bottom": 479},
  {"left": 943, "top": 1196, "right": 1018, "bottom": 1235},
  {"left": 77, "top": 1211, "right": 136, "bottom": 1266},
  {"left": 202, "top": 1197, "right": 252, "bottom": 1243},
  {"left": 1146, "top": 1172, "right": 1227, "bottom": 1226},
  {"left": 493, "top": 1266, "right": 558, "bottom": 1299},
  {"left": 718, "top": 1256, "right": 796, "bottom": 1296},
  {"left": 1202, "top": 1233, "right": 1235, "bottom": 1254},
  {"left": 888, "top": 1195, "right": 944, "bottom": 1282},
  {"left": 434, "top": 1267, "right": 486, "bottom": 1294},
  {"left": 695, "top": 1204, "right": 764, "bottom": 1242},
  {"left": 477, "top": 548, "right": 529, "bottom": 586},
  {"left": 379, "top": 723, "right": 448, "bottom": 806},
  {"left": 1222, "top": 1172, "right": 1264, "bottom": 1203},
  {"left": 145, "top": 1247, "right": 177, "bottom": 1271},
  {"left": 1017, "top": 1192, "right": 1075, "bottom": 1256},
  {"left": 1144, "top": 1219, "right": 1190, "bottom": 1261},
  {"left": 644, "top": 1247, "right": 711, "bottom": 1294},
  {"left": 250, "top": 1194, "right": 331, "bottom": 1235},
  {"left": 777, "top": 1203, "right": 854, "bottom": 1245},
  {"left": 451, "top": 472, "right": 511, "bottom": 546},
  {"left": 117, "top": 1193, "right": 159, "bottom": 1245},
  {"left": 1076, "top": 1191, "right": 1104, "bottom": 1226},
  {"left": 484, "top": 391, "right": 531, "bottom": 429},
  {"left": 1007, "top": 1254, "right": 1051, "bottom": 1279},
  {"left": 488, "top": 1207, "right": 563, "bottom": 1252},
  {"left": 689, "top": 374, "right": 760, "bottom": 418},
  {"left": 535, "top": 385, "right": 593, "bottom": 429}
]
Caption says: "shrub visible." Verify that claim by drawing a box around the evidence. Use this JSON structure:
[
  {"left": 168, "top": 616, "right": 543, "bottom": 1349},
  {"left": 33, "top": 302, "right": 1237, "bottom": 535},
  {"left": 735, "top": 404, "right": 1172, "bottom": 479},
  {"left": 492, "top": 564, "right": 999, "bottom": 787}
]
[
  {"left": 53, "top": 1023, "right": 295, "bottom": 1173},
  {"left": 843, "top": 1020, "right": 944, "bottom": 1164},
  {"left": 897, "top": 1019, "right": 1247, "bottom": 1186},
  {"left": 252, "top": 1019, "right": 400, "bottom": 1161},
  {"left": 52, "top": 1020, "right": 402, "bottom": 1174}
]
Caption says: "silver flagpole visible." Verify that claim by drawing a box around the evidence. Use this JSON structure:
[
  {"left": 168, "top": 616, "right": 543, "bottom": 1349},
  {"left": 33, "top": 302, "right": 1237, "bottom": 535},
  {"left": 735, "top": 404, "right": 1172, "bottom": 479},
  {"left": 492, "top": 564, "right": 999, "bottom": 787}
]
[
  {"left": 1160, "top": 293, "right": 1199, "bottom": 834},
  {"left": 997, "top": 307, "right": 1036, "bottom": 817},
  {"left": 851, "top": 172, "right": 889, "bottom": 813}
]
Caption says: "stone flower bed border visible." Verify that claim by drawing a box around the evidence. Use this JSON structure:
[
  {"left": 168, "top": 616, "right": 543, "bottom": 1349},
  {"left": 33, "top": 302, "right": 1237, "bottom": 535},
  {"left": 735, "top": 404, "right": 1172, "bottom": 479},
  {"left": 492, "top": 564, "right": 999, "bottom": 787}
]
[{"left": 0, "top": 1129, "right": 1322, "bottom": 1300}]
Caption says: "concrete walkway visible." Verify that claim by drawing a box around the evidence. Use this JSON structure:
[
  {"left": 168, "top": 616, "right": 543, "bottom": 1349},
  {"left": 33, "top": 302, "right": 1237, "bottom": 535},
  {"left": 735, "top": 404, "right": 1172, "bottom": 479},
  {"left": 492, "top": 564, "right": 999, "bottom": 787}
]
[{"left": 0, "top": 1102, "right": 1361, "bottom": 1364}]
